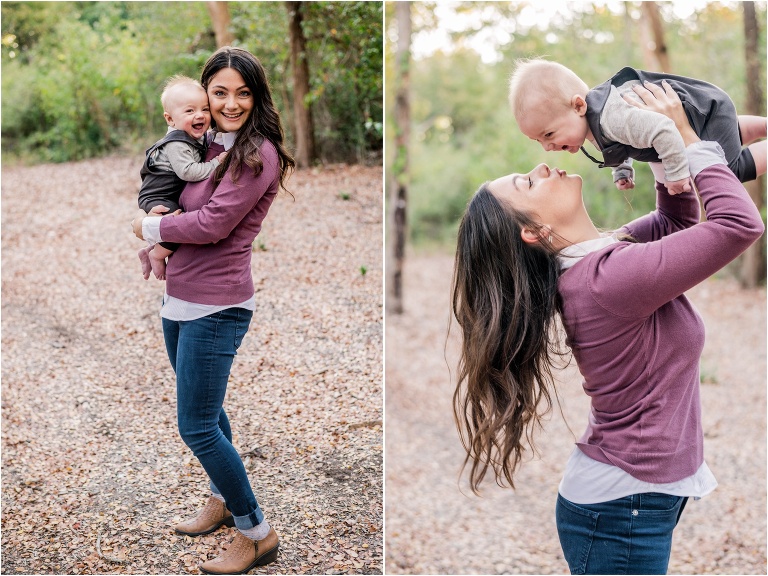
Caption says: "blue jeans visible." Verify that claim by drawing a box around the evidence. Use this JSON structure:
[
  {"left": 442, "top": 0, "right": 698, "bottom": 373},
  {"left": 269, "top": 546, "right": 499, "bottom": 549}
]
[
  {"left": 162, "top": 307, "right": 264, "bottom": 530},
  {"left": 556, "top": 492, "right": 688, "bottom": 575}
]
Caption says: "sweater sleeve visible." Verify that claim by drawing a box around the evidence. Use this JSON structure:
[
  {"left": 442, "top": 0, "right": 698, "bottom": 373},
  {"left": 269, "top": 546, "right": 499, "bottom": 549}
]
[
  {"left": 601, "top": 84, "right": 690, "bottom": 182},
  {"left": 159, "top": 144, "right": 279, "bottom": 244},
  {"left": 619, "top": 180, "right": 700, "bottom": 243},
  {"left": 164, "top": 140, "right": 220, "bottom": 182},
  {"left": 586, "top": 144, "right": 764, "bottom": 319}
]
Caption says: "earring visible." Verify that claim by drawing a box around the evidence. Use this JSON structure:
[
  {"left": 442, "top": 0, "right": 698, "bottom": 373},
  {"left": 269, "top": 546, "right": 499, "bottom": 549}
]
[{"left": 548, "top": 234, "right": 553, "bottom": 244}]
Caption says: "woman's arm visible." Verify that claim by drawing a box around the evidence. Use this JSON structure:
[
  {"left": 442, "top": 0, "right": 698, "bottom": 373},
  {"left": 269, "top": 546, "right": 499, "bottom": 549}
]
[
  {"left": 620, "top": 179, "right": 700, "bottom": 243},
  {"left": 585, "top": 82, "right": 763, "bottom": 318},
  {"left": 590, "top": 142, "right": 763, "bottom": 319},
  {"left": 160, "top": 142, "right": 279, "bottom": 245}
]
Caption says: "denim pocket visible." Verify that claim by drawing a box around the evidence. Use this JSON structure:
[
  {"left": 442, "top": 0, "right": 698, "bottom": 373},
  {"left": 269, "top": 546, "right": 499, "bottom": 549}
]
[
  {"left": 637, "top": 492, "right": 684, "bottom": 516},
  {"left": 556, "top": 494, "right": 599, "bottom": 575}
]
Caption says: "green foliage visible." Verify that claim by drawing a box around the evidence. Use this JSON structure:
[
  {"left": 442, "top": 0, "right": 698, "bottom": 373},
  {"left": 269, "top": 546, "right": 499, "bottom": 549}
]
[
  {"left": 2, "top": 1, "right": 382, "bottom": 165},
  {"left": 302, "top": 1, "right": 384, "bottom": 163},
  {"left": 386, "top": 1, "right": 767, "bottom": 248}
]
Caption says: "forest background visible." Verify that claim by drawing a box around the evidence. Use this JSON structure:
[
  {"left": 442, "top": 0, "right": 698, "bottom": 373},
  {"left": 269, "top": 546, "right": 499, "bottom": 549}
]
[
  {"left": 385, "top": 0, "right": 767, "bottom": 282},
  {"left": 1, "top": 1, "right": 383, "bottom": 166}
]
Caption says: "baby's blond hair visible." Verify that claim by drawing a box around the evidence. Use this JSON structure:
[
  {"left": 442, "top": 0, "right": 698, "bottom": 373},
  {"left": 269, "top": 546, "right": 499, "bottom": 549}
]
[
  {"left": 508, "top": 58, "right": 590, "bottom": 121},
  {"left": 160, "top": 75, "right": 204, "bottom": 111}
]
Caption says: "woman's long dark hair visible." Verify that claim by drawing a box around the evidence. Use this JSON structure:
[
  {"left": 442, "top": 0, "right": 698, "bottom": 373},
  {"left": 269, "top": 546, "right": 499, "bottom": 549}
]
[
  {"left": 451, "top": 184, "right": 566, "bottom": 493},
  {"left": 201, "top": 46, "right": 295, "bottom": 191}
]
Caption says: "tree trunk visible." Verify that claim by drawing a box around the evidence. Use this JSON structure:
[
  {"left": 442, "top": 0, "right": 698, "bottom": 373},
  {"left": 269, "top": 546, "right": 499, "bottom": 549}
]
[
  {"left": 389, "top": 2, "right": 411, "bottom": 315},
  {"left": 641, "top": 2, "right": 671, "bottom": 72},
  {"left": 286, "top": 1, "right": 316, "bottom": 168},
  {"left": 206, "top": 1, "right": 234, "bottom": 48},
  {"left": 739, "top": 1, "right": 766, "bottom": 287}
]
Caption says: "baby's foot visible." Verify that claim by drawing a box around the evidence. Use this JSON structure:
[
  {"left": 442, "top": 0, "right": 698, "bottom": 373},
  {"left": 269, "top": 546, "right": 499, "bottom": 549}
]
[
  {"left": 148, "top": 249, "right": 167, "bottom": 281},
  {"left": 138, "top": 246, "right": 153, "bottom": 280}
]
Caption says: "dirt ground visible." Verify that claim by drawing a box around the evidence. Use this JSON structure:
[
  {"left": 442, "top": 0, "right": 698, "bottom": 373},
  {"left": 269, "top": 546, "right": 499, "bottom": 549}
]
[
  {"left": 385, "top": 253, "right": 766, "bottom": 575},
  {"left": 1, "top": 157, "right": 383, "bottom": 574}
]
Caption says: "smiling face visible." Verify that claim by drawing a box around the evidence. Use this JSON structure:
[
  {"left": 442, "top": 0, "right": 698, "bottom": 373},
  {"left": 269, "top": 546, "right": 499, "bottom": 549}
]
[
  {"left": 163, "top": 83, "right": 211, "bottom": 140},
  {"left": 206, "top": 67, "right": 255, "bottom": 133},
  {"left": 517, "top": 97, "right": 591, "bottom": 154},
  {"left": 487, "top": 163, "right": 591, "bottom": 245}
]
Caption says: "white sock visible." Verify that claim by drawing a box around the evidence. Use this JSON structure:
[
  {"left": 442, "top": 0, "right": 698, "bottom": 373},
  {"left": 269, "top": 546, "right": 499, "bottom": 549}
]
[
  {"left": 239, "top": 520, "right": 271, "bottom": 541},
  {"left": 210, "top": 492, "right": 225, "bottom": 503}
]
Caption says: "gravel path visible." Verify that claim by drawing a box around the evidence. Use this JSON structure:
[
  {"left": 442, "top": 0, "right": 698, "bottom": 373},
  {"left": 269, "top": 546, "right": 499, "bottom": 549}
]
[
  {"left": 1, "top": 157, "right": 383, "bottom": 574},
  {"left": 385, "top": 254, "right": 766, "bottom": 575}
]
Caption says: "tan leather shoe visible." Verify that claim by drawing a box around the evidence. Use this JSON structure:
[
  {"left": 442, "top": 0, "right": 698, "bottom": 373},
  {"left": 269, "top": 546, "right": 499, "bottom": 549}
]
[
  {"left": 199, "top": 528, "right": 279, "bottom": 575},
  {"left": 174, "top": 496, "right": 235, "bottom": 536}
]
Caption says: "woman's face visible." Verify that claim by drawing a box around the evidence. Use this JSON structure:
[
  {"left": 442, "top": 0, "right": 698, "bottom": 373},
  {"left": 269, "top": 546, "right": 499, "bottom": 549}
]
[
  {"left": 207, "top": 67, "right": 254, "bottom": 133},
  {"left": 488, "top": 163, "right": 584, "bottom": 234}
]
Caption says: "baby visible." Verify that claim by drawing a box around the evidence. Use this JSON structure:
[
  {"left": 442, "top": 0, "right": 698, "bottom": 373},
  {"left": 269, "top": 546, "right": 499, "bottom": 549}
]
[
  {"left": 509, "top": 59, "right": 766, "bottom": 194},
  {"left": 137, "top": 75, "right": 226, "bottom": 280}
]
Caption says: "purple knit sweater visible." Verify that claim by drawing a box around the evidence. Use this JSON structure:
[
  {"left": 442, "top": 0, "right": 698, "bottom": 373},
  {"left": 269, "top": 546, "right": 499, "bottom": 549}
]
[
  {"left": 558, "top": 164, "right": 764, "bottom": 483},
  {"left": 159, "top": 139, "right": 279, "bottom": 305}
]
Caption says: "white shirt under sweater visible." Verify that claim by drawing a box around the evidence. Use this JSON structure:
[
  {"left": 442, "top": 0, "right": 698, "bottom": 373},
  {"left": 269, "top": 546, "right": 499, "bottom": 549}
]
[
  {"left": 557, "top": 142, "right": 722, "bottom": 505},
  {"left": 143, "top": 131, "right": 256, "bottom": 321}
]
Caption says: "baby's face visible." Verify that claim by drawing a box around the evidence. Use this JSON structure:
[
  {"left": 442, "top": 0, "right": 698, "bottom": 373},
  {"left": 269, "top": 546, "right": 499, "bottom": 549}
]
[
  {"left": 517, "top": 101, "right": 590, "bottom": 154},
  {"left": 163, "top": 84, "right": 211, "bottom": 140}
]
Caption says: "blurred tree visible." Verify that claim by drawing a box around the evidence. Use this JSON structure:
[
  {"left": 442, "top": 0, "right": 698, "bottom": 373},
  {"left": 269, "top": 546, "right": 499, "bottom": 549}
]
[
  {"left": 641, "top": 2, "right": 670, "bottom": 72},
  {"left": 389, "top": 1, "right": 411, "bottom": 315},
  {"left": 739, "top": 1, "right": 766, "bottom": 288},
  {"left": 207, "top": 1, "right": 234, "bottom": 47},
  {"left": 286, "top": 1, "right": 317, "bottom": 168}
]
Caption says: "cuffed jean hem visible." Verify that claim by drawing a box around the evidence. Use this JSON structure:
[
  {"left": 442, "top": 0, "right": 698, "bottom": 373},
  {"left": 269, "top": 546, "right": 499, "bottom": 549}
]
[
  {"left": 233, "top": 507, "right": 266, "bottom": 531},
  {"left": 209, "top": 482, "right": 264, "bottom": 529}
]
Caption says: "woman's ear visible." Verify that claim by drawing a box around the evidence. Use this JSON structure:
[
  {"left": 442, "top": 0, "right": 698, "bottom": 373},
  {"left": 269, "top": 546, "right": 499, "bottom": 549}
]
[{"left": 521, "top": 225, "right": 551, "bottom": 245}]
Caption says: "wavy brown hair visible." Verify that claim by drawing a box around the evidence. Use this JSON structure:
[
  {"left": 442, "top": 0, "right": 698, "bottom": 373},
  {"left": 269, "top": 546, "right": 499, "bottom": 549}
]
[
  {"left": 451, "top": 183, "right": 567, "bottom": 493},
  {"left": 201, "top": 46, "right": 295, "bottom": 192}
]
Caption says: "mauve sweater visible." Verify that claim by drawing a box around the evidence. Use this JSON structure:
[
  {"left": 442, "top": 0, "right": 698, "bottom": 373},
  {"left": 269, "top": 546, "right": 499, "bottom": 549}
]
[
  {"left": 558, "top": 159, "right": 764, "bottom": 483},
  {"left": 159, "top": 138, "right": 279, "bottom": 305}
]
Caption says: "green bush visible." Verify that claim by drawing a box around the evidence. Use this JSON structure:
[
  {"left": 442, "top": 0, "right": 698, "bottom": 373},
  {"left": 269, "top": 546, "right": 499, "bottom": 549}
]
[{"left": 2, "top": 1, "right": 382, "bottom": 165}]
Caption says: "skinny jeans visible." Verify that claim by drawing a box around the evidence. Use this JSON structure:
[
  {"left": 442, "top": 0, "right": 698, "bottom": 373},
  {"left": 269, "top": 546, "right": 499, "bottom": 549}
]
[
  {"left": 162, "top": 307, "right": 264, "bottom": 530},
  {"left": 556, "top": 492, "right": 688, "bottom": 575}
]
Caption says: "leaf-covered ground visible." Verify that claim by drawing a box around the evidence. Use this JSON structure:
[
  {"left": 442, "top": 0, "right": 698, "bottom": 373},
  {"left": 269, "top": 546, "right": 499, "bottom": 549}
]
[
  {"left": 1, "top": 157, "right": 383, "bottom": 574},
  {"left": 386, "top": 254, "right": 766, "bottom": 575}
]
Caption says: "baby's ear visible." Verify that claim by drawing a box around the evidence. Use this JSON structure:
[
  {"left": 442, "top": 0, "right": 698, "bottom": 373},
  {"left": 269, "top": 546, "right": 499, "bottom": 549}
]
[{"left": 572, "top": 95, "right": 588, "bottom": 116}]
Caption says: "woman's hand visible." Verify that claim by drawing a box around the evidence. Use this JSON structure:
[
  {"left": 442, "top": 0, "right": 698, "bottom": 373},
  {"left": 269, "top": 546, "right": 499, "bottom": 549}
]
[
  {"left": 132, "top": 209, "right": 148, "bottom": 240},
  {"left": 623, "top": 80, "right": 699, "bottom": 146},
  {"left": 131, "top": 206, "right": 181, "bottom": 240}
]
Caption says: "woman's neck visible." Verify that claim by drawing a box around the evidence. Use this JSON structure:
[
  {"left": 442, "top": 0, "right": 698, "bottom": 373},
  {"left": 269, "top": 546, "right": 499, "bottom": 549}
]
[{"left": 555, "top": 209, "right": 602, "bottom": 248}]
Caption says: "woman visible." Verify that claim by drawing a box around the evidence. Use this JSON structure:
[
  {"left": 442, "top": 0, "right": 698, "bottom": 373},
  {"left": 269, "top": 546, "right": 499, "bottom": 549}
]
[
  {"left": 451, "top": 83, "right": 763, "bottom": 574},
  {"left": 132, "top": 46, "right": 295, "bottom": 575}
]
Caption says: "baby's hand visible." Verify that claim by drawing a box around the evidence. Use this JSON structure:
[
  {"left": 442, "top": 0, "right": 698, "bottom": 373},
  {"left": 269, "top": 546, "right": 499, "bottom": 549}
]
[
  {"left": 666, "top": 177, "right": 692, "bottom": 195},
  {"left": 615, "top": 177, "right": 635, "bottom": 190},
  {"left": 147, "top": 205, "right": 182, "bottom": 217},
  {"left": 216, "top": 151, "right": 227, "bottom": 163},
  {"left": 148, "top": 205, "right": 170, "bottom": 216}
]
